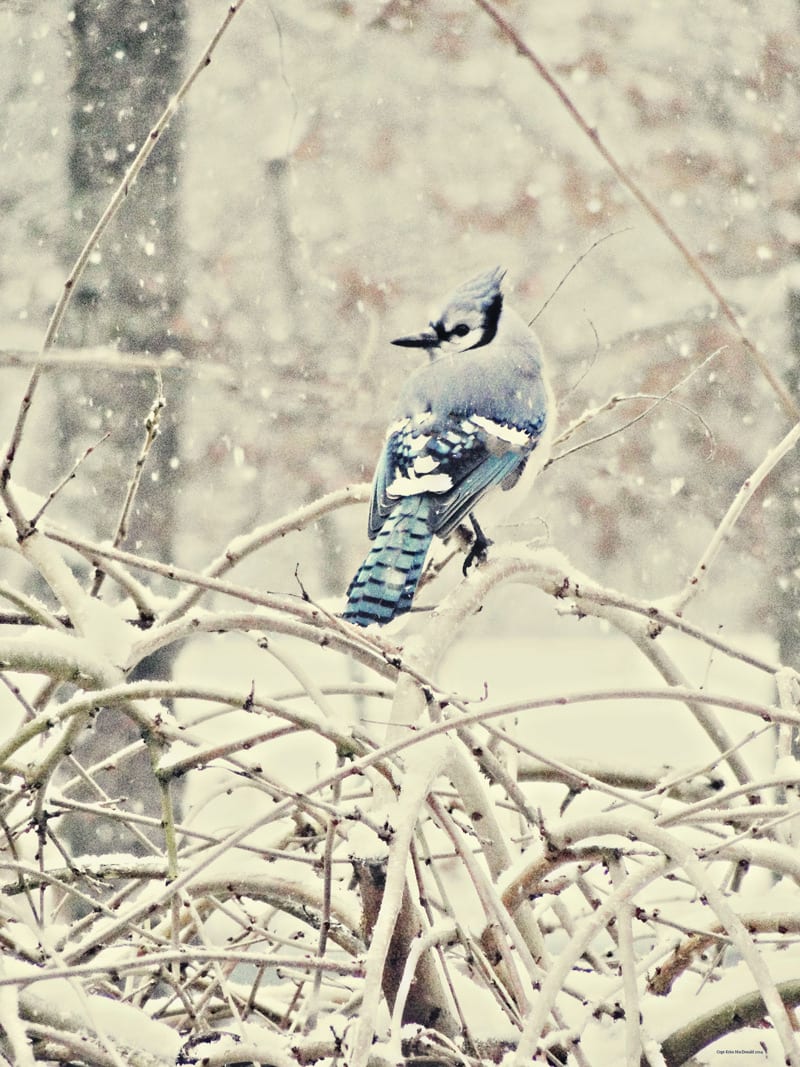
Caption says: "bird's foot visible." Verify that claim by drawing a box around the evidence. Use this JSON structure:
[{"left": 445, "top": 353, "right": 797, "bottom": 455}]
[{"left": 462, "top": 514, "right": 493, "bottom": 576}]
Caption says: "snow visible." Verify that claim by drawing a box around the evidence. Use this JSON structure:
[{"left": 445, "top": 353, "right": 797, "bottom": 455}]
[
  {"left": 1, "top": 0, "right": 800, "bottom": 1063},
  {"left": 0, "top": 628, "right": 123, "bottom": 691},
  {"left": 4, "top": 961, "right": 181, "bottom": 1061}
]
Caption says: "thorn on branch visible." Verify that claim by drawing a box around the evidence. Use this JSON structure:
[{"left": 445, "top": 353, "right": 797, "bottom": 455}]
[
  {"left": 554, "top": 576, "right": 570, "bottom": 598},
  {"left": 294, "top": 563, "right": 310, "bottom": 601}
]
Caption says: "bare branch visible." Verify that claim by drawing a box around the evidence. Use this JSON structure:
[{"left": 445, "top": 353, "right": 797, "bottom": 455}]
[
  {"left": 90, "top": 376, "right": 165, "bottom": 598},
  {"left": 672, "top": 417, "right": 800, "bottom": 614},
  {"left": 530, "top": 228, "right": 632, "bottom": 325},
  {"left": 29, "top": 432, "right": 110, "bottom": 531}
]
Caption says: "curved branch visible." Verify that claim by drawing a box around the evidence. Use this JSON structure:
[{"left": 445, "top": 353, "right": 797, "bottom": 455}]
[
  {"left": 673, "top": 418, "right": 800, "bottom": 614},
  {"left": 657, "top": 980, "right": 800, "bottom": 1067},
  {"left": 649, "top": 913, "right": 800, "bottom": 996},
  {"left": 510, "top": 813, "right": 800, "bottom": 1065}
]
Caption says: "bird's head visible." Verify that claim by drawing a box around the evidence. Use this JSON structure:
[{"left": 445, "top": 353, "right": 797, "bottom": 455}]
[{"left": 391, "top": 266, "right": 506, "bottom": 355}]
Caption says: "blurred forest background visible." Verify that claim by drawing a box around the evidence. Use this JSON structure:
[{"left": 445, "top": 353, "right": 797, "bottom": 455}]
[
  {"left": 1, "top": 0, "right": 798, "bottom": 655},
  {"left": 2, "top": 3, "right": 800, "bottom": 1064}
]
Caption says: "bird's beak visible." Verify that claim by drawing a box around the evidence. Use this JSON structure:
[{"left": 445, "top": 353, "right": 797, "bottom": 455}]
[{"left": 391, "top": 329, "right": 439, "bottom": 348}]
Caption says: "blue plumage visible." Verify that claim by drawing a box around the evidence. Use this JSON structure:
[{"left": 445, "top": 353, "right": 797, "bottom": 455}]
[
  {"left": 343, "top": 267, "right": 552, "bottom": 627},
  {"left": 342, "top": 495, "right": 433, "bottom": 627}
]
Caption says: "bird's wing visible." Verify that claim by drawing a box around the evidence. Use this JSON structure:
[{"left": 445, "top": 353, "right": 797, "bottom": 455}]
[{"left": 368, "top": 410, "right": 542, "bottom": 540}]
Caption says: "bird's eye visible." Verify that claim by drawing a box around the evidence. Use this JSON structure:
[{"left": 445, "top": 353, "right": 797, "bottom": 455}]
[{"left": 451, "top": 323, "right": 471, "bottom": 337}]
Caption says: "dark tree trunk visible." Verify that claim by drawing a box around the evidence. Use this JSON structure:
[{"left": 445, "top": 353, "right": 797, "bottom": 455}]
[
  {"left": 58, "top": 1, "right": 188, "bottom": 859},
  {"left": 67, "top": 0, "right": 186, "bottom": 352},
  {"left": 57, "top": 0, "right": 187, "bottom": 560}
]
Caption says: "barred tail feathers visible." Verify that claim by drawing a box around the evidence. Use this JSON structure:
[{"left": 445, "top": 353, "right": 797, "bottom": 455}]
[{"left": 343, "top": 496, "right": 433, "bottom": 626}]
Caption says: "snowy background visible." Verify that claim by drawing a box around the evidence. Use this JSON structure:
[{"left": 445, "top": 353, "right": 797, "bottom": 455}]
[{"left": 1, "top": 1, "right": 800, "bottom": 1065}]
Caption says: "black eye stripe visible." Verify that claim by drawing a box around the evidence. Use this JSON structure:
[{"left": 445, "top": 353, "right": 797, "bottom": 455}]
[
  {"left": 464, "top": 290, "right": 502, "bottom": 350},
  {"left": 432, "top": 320, "right": 471, "bottom": 342},
  {"left": 430, "top": 291, "right": 503, "bottom": 348}
]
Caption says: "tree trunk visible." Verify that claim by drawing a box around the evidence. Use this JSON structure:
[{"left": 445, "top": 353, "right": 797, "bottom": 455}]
[{"left": 58, "top": 0, "right": 188, "bottom": 858}]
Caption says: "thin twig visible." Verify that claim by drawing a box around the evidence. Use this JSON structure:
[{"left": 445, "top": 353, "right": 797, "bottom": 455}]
[
  {"left": 304, "top": 769, "right": 341, "bottom": 1033},
  {"left": 0, "top": 347, "right": 183, "bottom": 372},
  {"left": 552, "top": 391, "right": 714, "bottom": 465},
  {"left": 409, "top": 839, "right": 477, "bottom": 1049},
  {"left": 63, "top": 752, "right": 160, "bottom": 856},
  {"left": 552, "top": 344, "right": 725, "bottom": 462},
  {"left": 346, "top": 734, "right": 458, "bottom": 1067},
  {"left": 0, "top": 950, "right": 362, "bottom": 988},
  {"left": 671, "top": 417, "right": 800, "bottom": 614},
  {"left": 91, "top": 375, "right": 165, "bottom": 597},
  {"left": 530, "top": 228, "right": 632, "bottom": 324},
  {"left": 557, "top": 317, "right": 600, "bottom": 402},
  {"left": 28, "top": 433, "right": 110, "bottom": 531},
  {"left": 162, "top": 483, "right": 371, "bottom": 622}
]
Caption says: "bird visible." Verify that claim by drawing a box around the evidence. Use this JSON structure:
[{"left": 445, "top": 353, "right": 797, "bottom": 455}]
[{"left": 342, "top": 265, "right": 553, "bottom": 627}]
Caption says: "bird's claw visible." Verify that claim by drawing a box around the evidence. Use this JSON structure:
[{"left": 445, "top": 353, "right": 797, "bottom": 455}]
[{"left": 462, "top": 515, "right": 493, "bottom": 576}]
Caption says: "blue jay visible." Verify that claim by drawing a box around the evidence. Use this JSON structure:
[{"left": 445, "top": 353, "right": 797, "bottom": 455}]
[{"left": 343, "top": 266, "right": 552, "bottom": 627}]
